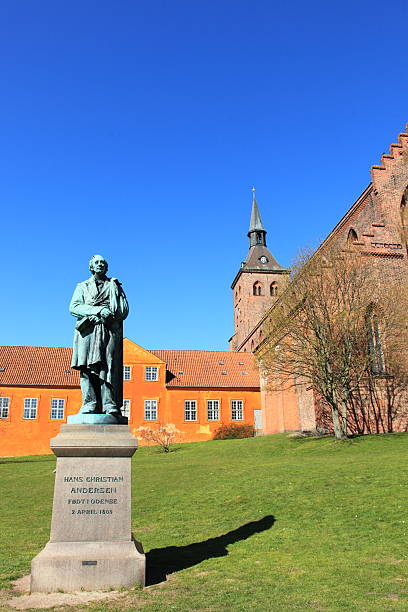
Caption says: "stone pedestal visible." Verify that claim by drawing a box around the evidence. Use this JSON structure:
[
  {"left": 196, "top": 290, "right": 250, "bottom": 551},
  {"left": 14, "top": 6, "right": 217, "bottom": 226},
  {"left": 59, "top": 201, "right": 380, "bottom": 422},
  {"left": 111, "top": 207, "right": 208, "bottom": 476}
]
[{"left": 31, "top": 425, "right": 145, "bottom": 593}]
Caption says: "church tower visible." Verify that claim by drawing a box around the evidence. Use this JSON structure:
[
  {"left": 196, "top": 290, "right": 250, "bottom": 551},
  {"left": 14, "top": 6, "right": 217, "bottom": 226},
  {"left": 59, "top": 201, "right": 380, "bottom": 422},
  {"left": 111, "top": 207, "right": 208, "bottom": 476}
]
[{"left": 229, "top": 189, "right": 290, "bottom": 351}]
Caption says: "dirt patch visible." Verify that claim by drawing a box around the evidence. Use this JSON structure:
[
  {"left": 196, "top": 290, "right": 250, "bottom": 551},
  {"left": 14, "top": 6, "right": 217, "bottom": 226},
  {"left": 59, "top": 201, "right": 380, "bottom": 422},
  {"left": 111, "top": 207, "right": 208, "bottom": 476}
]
[{"left": 4, "top": 575, "right": 128, "bottom": 610}]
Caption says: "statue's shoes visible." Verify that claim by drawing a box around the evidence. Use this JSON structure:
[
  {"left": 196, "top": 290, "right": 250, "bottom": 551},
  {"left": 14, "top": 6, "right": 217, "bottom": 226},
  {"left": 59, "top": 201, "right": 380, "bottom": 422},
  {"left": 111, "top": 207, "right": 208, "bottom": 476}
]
[{"left": 104, "top": 410, "right": 121, "bottom": 417}]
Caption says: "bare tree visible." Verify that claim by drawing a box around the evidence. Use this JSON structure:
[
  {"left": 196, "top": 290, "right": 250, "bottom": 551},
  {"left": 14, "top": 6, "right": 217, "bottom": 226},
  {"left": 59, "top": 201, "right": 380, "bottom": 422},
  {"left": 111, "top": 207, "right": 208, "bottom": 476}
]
[{"left": 257, "top": 248, "right": 406, "bottom": 439}]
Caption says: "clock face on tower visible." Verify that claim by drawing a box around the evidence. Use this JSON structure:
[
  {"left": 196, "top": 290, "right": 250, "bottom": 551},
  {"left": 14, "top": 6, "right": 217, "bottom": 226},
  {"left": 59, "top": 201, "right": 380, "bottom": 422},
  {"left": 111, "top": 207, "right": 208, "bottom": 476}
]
[{"left": 260, "top": 256, "right": 268, "bottom": 264}]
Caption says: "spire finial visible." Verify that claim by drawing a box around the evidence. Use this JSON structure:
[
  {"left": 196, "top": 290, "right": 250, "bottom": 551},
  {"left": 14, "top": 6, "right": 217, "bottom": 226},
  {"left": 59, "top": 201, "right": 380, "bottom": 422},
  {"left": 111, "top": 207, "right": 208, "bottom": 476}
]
[{"left": 252, "top": 186, "right": 256, "bottom": 198}]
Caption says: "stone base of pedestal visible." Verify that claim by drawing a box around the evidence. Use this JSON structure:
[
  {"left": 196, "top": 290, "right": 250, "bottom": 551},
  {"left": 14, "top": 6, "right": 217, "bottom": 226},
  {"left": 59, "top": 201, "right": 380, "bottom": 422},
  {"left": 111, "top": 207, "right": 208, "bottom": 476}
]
[
  {"left": 30, "top": 425, "right": 145, "bottom": 593},
  {"left": 67, "top": 413, "right": 128, "bottom": 425},
  {"left": 31, "top": 540, "right": 145, "bottom": 593}
]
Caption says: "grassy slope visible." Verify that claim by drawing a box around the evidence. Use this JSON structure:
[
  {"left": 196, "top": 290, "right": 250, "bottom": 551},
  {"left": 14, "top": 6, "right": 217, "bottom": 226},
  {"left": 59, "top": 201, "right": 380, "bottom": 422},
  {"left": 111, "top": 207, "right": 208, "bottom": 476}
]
[{"left": 0, "top": 433, "right": 407, "bottom": 611}]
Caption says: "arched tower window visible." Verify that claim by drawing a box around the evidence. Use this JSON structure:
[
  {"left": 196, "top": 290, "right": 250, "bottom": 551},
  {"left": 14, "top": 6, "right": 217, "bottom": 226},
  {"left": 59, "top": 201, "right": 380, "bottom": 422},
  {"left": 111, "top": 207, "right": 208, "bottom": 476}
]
[
  {"left": 270, "top": 281, "right": 278, "bottom": 296},
  {"left": 347, "top": 228, "right": 358, "bottom": 248},
  {"left": 253, "top": 281, "right": 263, "bottom": 296}
]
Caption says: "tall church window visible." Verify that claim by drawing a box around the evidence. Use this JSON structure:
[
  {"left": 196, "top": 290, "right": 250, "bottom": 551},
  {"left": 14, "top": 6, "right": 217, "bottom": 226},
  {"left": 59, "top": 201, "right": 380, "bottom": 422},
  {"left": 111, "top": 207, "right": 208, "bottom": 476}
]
[
  {"left": 256, "top": 233, "right": 262, "bottom": 244},
  {"left": 253, "top": 281, "right": 263, "bottom": 296},
  {"left": 401, "top": 186, "right": 408, "bottom": 254},
  {"left": 366, "top": 307, "right": 385, "bottom": 375},
  {"left": 270, "top": 282, "right": 278, "bottom": 296}
]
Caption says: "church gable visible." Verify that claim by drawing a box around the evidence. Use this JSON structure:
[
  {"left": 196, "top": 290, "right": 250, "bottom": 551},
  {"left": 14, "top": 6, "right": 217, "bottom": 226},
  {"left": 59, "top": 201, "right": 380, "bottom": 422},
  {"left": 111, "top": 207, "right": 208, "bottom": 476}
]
[{"left": 319, "top": 124, "right": 408, "bottom": 264}]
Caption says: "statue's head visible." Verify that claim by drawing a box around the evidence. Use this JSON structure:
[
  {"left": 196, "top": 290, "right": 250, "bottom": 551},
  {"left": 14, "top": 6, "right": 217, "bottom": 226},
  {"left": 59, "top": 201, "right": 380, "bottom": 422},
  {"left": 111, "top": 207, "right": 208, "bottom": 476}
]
[{"left": 89, "top": 254, "right": 108, "bottom": 274}]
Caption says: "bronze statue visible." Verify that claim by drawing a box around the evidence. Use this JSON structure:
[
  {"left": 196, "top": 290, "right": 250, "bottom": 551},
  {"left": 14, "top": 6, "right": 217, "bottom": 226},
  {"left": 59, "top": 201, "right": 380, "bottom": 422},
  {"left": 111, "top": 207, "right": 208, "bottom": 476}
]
[{"left": 69, "top": 255, "right": 129, "bottom": 423}]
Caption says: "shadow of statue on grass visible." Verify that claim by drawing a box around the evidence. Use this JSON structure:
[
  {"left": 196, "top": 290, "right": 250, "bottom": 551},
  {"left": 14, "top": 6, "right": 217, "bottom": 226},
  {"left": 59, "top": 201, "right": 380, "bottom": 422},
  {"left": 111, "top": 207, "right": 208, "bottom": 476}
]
[{"left": 145, "top": 514, "right": 275, "bottom": 586}]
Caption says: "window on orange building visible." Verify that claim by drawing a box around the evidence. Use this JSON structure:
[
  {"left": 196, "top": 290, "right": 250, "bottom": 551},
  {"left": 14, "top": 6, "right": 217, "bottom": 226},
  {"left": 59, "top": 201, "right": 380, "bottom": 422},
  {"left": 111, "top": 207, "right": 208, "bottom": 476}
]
[
  {"left": 145, "top": 366, "right": 158, "bottom": 381},
  {"left": 231, "top": 400, "right": 243, "bottom": 420},
  {"left": 23, "top": 398, "right": 38, "bottom": 419},
  {"left": 184, "top": 400, "right": 197, "bottom": 421},
  {"left": 270, "top": 282, "right": 278, "bottom": 296},
  {"left": 144, "top": 399, "right": 158, "bottom": 421},
  {"left": 0, "top": 397, "right": 10, "bottom": 418},
  {"left": 207, "top": 400, "right": 220, "bottom": 421},
  {"left": 50, "top": 399, "right": 65, "bottom": 420},
  {"left": 122, "top": 399, "right": 131, "bottom": 419},
  {"left": 123, "top": 366, "right": 131, "bottom": 380}
]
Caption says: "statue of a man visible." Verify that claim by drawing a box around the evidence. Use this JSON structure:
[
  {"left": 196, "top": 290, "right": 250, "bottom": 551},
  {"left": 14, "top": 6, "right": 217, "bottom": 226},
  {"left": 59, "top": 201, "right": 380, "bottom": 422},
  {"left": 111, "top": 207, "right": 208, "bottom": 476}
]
[{"left": 69, "top": 255, "right": 129, "bottom": 421}]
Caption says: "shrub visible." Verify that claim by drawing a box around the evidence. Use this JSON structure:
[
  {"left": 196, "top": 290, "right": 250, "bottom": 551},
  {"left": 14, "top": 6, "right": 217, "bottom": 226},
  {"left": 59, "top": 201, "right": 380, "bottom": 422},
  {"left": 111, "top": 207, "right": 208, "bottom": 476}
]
[
  {"left": 136, "top": 423, "right": 183, "bottom": 452},
  {"left": 213, "top": 423, "right": 255, "bottom": 440}
]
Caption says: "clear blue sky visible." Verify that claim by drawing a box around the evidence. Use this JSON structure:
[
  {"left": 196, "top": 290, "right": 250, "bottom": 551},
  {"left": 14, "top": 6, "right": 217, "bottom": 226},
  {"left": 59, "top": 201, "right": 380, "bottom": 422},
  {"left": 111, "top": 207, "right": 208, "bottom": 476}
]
[{"left": 1, "top": 0, "right": 407, "bottom": 350}]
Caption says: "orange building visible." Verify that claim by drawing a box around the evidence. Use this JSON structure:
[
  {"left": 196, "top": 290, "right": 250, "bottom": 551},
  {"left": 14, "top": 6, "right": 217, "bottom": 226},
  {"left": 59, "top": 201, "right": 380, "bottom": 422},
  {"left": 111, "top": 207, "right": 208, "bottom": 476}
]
[{"left": 0, "top": 339, "right": 260, "bottom": 457}]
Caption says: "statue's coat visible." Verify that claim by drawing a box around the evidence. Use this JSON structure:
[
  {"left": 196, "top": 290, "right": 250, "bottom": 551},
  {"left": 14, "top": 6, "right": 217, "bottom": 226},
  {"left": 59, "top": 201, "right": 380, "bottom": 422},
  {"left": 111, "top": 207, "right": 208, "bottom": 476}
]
[{"left": 69, "top": 276, "right": 129, "bottom": 408}]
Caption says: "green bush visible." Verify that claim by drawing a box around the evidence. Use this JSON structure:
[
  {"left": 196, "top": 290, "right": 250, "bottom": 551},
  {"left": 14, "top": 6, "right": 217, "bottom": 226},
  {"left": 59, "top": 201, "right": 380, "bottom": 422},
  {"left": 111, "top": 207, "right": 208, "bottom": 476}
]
[{"left": 213, "top": 423, "right": 255, "bottom": 440}]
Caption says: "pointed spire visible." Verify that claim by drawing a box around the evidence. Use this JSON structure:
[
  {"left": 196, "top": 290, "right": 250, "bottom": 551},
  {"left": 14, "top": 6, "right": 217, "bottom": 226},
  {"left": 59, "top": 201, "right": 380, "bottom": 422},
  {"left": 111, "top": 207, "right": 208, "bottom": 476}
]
[
  {"left": 247, "top": 188, "right": 267, "bottom": 247},
  {"left": 249, "top": 187, "right": 265, "bottom": 232}
]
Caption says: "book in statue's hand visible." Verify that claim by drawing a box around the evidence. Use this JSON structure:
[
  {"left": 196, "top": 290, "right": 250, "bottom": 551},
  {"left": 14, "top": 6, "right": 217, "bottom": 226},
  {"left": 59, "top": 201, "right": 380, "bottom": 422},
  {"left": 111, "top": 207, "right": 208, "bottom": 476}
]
[{"left": 75, "top": 317, "right": 94, "bottom": 333}]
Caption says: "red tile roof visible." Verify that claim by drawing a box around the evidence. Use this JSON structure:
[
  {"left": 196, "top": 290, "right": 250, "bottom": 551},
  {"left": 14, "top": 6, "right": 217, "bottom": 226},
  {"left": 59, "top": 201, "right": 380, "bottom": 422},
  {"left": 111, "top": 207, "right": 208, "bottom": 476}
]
[
  {"left": 150, "top": 350, "right": 259, "bottom": 388},
  {"left": 0, "top": 346, "right": 79, "bottom": 387},
  {"left": 0, "top": 346, "right": 260, "bottom": 390}
]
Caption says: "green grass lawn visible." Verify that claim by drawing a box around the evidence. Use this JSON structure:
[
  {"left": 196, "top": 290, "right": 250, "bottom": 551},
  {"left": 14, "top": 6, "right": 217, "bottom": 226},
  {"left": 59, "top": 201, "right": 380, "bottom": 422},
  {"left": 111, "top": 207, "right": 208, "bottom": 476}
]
[{"left": 0, "top": 433, "right": 407, "bottom": 611}]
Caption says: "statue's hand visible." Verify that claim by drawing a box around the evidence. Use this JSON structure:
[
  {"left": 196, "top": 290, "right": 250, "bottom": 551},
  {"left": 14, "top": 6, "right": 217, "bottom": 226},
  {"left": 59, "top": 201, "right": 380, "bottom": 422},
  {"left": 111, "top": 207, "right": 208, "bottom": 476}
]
[
  {"left": 88, "top": 315, "right": 100, "bottom": 324},
  {"left": 100, "top": 307, "right": 113, "bottom": 320}
]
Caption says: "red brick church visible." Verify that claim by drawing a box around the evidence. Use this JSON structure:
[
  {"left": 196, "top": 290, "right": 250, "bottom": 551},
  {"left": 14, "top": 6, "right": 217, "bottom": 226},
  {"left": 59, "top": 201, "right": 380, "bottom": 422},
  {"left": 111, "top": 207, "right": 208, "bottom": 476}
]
[{"left": 230, "top": 123, "right": 408, "bottom": 434}]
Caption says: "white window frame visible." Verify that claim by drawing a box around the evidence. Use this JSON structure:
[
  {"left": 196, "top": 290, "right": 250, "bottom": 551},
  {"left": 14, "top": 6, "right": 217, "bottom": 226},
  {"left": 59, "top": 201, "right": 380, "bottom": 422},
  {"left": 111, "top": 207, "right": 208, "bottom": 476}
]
[
  {"left": 231, "top": 399, "right": 244, "bottom": 421},
  {"left": 144, "top": 399, "right": 158, "bottom": 421},
  {"left": 122, "top": 399, "right": 131, "bottom": 419},
  {"left": 123, "top": 365, "right": 132, "bottom": 381},
  {"left": 184, "top": 400, "right": 197, "bottom": 421},
  {"left": 145, "top": 366, "right": 159, "bottom": 381},
  {"left": 207, "top": 399, "right": 220, "bottom": 421},
  {"left": 50, "top": 398, "right": 65, "bottom": 420},
  {"left": 23, "top": 398, "right": 38, "bottom": 420},
  {"left": 0, "top": 397, "right": 10, "bottom": 418}
]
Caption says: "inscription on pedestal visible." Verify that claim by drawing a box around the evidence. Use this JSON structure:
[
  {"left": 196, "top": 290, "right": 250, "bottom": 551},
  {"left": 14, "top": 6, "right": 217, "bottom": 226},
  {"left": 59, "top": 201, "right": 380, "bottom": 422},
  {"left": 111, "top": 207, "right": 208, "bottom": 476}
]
[
  {"left": 50, "top": 458, "right": 131, "bottom": 542},
  {"left": 66, "top": 474, "right": 121, "bottom": 515}
]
